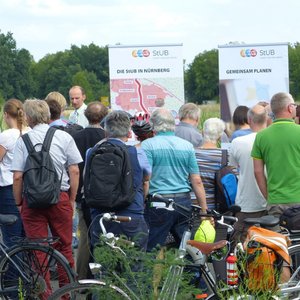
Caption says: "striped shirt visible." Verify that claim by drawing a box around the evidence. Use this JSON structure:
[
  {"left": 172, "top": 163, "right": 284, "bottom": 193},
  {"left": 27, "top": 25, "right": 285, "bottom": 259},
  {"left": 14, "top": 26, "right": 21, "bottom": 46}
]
[
  {"left": 192, "top": 148, "right": 227, "bottom": 209},
  {"left": 142, "top": 132, "right": 199, "bottom": 194}
]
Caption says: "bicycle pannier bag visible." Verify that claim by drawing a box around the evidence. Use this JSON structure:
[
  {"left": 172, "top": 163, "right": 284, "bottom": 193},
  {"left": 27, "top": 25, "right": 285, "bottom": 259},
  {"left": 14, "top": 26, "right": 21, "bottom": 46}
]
[
  {"left": 280, "top": 205, "right": 300, "bottom": 231},
  {"left": 245, "top": 242, "right": 279, "bottom": 292},
  {"left": 84, "top": 140, "right": 136, "bottom": 211},
  {"left": 243, "top": 226, "right": 290, "bottom": 292},
  {"left": 22, "top": 127, "right": 62, "bottom": 209}
]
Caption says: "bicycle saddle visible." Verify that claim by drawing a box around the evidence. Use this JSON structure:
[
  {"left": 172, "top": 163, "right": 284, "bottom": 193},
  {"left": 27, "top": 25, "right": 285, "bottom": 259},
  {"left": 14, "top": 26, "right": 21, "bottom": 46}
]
[
  {"left": 0, "top": 214, "right": 18, "bottom": 226},
  {"left": 243, "top": 215, "right": 279, "bottom": 227},
  {"left": 187, "top": 240, "right": 227, "bottom": 255}
]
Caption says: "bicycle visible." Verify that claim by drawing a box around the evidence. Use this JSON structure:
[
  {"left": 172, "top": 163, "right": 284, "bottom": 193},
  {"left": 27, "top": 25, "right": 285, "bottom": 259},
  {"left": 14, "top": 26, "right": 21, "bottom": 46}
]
[
  {"left": 0, "top": 213, "right": 76, "bottom": 299},
  {"left": 49, "top": 195, "right": 300, "bottom": 300},
  {"left": 49, "top": 195, "right": 238, "bottom": 299}
]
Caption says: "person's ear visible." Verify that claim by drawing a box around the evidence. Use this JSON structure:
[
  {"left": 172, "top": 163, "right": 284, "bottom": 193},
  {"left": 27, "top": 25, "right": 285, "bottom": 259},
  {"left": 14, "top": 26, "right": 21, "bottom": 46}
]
[{"left": 128, "top": 131, "right": 132, "bottom": 138}]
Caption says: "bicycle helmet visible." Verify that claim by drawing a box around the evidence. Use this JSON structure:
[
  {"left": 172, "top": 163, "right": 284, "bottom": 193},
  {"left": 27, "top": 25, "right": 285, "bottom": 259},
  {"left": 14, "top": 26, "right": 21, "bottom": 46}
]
[
  {"left": 131, "top": 112, "right": 153, "bottom": 141},
  {"left": 132, "top": 121, "right": 152, "bottom": 136}
]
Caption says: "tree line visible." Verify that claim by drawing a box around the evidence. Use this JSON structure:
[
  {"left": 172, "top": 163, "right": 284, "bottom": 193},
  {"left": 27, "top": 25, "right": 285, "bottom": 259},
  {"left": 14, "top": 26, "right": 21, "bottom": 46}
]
[{"left": 1, "top": 30, "right": 300, "bottom": 105}]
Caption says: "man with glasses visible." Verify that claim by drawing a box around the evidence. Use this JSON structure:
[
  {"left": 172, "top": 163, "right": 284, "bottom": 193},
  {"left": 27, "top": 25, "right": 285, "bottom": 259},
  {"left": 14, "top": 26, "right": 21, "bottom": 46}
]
[{"left": 252, "top": 92, "right": 300, "bottom": 219}]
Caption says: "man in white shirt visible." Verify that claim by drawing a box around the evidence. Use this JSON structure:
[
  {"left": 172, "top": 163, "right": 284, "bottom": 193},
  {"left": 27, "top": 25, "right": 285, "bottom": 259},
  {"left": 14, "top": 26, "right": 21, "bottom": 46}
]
[
  {"left": 229, "top": 104, "right": 268, "bottom": 243},
  {"left": 12, "top": 99, "right": 82, "bottom": 296},
  {"left": 69, "top": 85, "right": 89, "bottom": 128}
]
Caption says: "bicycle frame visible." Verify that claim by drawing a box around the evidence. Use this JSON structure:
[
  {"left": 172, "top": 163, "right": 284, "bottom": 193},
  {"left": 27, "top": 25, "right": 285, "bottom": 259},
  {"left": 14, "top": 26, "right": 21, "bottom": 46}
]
[{"left": 153, "top": 197, "right": 235, "bottom": 300}]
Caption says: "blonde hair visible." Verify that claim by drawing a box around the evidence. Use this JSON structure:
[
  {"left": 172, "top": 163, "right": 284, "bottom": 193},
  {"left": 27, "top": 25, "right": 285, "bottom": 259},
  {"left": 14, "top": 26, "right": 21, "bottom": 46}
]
[
  {"left": 4, "top": 99, "right": 26, "bottom": 135},
  {"left": 24, "top": 99, "right": 50, "bottom": 126},
  {"left": 45, "top": 91, "right": 67, "bottom": 111}
]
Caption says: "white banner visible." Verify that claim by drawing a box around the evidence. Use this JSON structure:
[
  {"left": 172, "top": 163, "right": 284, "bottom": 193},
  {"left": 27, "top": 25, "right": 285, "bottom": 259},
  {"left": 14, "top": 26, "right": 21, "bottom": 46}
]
[
  {"left": 108, "top": 44, "right": 184, "bottom": 116},
  {"left": 218, "top": 43, "right": 289, "bottom": 121}
]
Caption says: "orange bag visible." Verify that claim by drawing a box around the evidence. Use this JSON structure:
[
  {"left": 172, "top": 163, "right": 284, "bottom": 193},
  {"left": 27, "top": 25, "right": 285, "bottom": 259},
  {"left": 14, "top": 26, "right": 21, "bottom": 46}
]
[
  {"left": 243, "top": 226, "right": 290, "bottom": 292},
  {"left": 246, "top": 243, "right": 280, "bottom": 292},
  {"left": 244, "top": 226, "right": 290, "bottom": 264}
]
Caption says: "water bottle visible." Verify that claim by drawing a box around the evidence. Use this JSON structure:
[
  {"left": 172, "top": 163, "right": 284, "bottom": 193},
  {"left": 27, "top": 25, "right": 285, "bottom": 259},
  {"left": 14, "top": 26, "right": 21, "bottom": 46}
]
[
  {"left": 178, "top": 230, "right": 192, "bottom": 258},
  {"left": 226, "top": 253, "right": 238, "bottom": 286}
]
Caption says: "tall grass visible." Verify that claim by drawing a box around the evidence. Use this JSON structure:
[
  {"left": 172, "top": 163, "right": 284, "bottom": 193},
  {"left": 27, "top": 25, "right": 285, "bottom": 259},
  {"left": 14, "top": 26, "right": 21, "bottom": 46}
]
[{"left": 198, "top": 104, "right": 221, "bottom": 129}]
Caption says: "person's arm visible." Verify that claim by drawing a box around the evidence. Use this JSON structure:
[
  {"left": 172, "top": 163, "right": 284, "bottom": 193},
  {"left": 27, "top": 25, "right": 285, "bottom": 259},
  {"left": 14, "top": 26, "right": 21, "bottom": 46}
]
[
  {"left": 0, "top": 145, "right": 7, "bottom": 162},
  {"left": 190, "top": 173, "right": 207, "bottom": 211},
  {"left": 13, "top": 171, "right": 23, "bottom": 206},
  {"left": 143, "top": 174, "right": 151, "bottom": 199},
  {"left": 68, "top": 164, "right": 80, "bottom": 203},
  {"left": 253, "top": 158, "right": 267, "bottom": 199}
]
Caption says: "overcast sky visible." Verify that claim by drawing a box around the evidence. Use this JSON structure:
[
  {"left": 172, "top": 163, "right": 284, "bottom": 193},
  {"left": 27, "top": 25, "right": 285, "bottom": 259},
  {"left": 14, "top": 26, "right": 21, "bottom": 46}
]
[{"left": 1, "top": 0, "right": 300, "bottom": 65}]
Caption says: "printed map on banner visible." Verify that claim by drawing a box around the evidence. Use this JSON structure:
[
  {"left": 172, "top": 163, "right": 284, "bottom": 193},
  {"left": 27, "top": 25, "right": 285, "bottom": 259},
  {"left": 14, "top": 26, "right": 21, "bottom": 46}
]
[
  {"left": 110, "top": 78, "right": 183, "bottom": 115},
  {"left": 108, "top": 44, "right": 184, "bottom": 117}
]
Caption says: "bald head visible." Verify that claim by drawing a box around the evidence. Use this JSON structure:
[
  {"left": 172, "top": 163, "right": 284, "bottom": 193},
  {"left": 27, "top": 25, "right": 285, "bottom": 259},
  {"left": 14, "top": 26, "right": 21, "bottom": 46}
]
[
  {"left": 84, "top": 101, "right": 108, "bottom": 124},
  {"left": 247, "top": 104, "right": 268, "bottom": 131}
]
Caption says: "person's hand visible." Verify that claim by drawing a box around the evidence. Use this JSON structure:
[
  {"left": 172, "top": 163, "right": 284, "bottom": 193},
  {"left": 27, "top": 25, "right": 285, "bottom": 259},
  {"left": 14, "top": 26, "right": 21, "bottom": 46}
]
[{"left": 200, "top": 215, "right": 215, "bottom": 227}]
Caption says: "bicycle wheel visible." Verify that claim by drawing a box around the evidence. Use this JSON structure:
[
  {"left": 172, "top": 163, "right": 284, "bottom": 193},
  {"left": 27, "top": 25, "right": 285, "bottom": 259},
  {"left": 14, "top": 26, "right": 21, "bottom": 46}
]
[
  {"left": 0, "top": 243, "right": 75, "bottom": 299},
  {"left": 288, "top": 244, "right": 300, "bottom": 281},
  {"left": 48, "top": 280, "right": 131, "bottom": 300}
]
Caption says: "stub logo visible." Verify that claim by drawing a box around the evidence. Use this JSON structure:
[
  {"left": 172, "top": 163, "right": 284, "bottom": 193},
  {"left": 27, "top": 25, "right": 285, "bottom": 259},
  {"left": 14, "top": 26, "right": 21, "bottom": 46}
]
[
  {"left": 240, "top": 49, "right": 257, "bottom": 57},
  {"left": 132, "top": 49, "right": 150, "bottom": 58}
]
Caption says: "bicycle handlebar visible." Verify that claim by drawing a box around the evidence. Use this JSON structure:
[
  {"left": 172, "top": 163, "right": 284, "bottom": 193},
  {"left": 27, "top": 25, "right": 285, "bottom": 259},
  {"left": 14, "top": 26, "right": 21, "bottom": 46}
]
[
  {"left": 150, "top": 194, "right": 238, "bottom": 224},
  {"left": 102, "top": 213, "right": 132, "bottom": 223},
  {"left": 100, "top": 213, "right": 132, "bottom": 236},
  {"left": 113, "top": 216, "right": 132, "bottom": 222}
]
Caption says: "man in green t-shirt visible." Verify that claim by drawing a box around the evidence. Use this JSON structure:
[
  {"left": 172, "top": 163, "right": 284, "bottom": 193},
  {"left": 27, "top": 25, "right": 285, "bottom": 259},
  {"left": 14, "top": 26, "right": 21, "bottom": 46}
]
[{"left": 251, "top": 92, "right": 300, "bottom": 217}]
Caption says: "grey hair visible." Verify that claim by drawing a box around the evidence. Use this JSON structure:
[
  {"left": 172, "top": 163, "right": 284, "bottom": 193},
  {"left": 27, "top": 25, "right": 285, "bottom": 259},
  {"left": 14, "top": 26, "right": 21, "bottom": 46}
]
[
  {"left": 24, "top": 99, "right": 50, "bottom": 126},
  {"left": 203, "top": 118, "right": 225, "bottom": 143},
  {"left": 104, "top": 110, "right": 131, "bottom": 138},
  {"left": 271, "top": 92, "right": 294, "bottom": 116},
  {"left": 150, "top": 108, "right": 175, "bottom": 133},
  {"left": 178, "top": 103, "right": 201, "bottom": 121},
  {"left": 247, "top": 105, "right": 268, "bottom": 125}
]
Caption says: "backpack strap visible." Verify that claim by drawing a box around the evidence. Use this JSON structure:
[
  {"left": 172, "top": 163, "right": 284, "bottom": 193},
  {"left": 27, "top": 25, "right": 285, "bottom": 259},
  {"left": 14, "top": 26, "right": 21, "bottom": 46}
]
[
  {"left": 220, "top": 149, "right": 228, "bottom": 167},
  {"left": 22, "top": 133, "right": 35, "bottom": 153},
  {"left": 43, "top": 127, "right": 57, "bottom": 152}
]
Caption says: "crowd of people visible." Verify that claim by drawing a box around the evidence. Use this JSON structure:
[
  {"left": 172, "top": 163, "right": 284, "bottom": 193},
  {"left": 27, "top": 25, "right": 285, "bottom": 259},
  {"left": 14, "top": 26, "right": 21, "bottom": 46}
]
[{"left": 0, "top": 87, "right": 299, "bottom": 285}]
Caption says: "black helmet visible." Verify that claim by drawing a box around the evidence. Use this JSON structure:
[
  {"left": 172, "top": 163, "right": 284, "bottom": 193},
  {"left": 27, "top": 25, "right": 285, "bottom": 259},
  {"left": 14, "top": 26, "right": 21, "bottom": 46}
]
[{"left": 132, "top": 120, "right": 152, "bottom": 137}]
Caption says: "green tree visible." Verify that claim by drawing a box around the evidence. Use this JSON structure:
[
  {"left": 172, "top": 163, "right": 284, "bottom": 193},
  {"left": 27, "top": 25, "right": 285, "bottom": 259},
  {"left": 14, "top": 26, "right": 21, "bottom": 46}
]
[
  {"left": 0, "top": 30, "right": 34, "bottom": 100},
  {"left": 32, "top": 43, "right": 109, "bottom": 102},
  {"left": 72, "top": 70, "right": 94, "bottom": 101},
  {"left": 32, "top": 50, "right": 81, "bottom": 99},
  {"left": 289, "top": 43, "right": 300, "bottom": 100},
  {"left": 185, "top": 49, "right": 219, "bottom": 104},
  {"left": 70, "top": 44, "right": 109, "bottom": 83}
]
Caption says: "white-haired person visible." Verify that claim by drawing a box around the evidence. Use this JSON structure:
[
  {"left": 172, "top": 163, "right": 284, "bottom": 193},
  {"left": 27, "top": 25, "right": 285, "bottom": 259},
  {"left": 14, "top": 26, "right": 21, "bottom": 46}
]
[
  {"left": 193, "top": 118, "right": 235, "bottom": 210},
  {"left": 142, "top": 108, "right": 207, "bottom": 251}
]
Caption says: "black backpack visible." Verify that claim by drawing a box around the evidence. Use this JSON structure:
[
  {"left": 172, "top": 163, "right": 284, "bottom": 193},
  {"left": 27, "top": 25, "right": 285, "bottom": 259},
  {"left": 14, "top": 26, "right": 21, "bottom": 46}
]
[
  {"left": 214, "top": 150, "right": 238, "bottom": 213},
  {"left": 280, "top": 205, "right": 300, "bottom": 231},
  {"left": 22, "top": 127, "right": 62, "bottom": 209},
  {"left": 84, "top": 140, "right": 136, "bottom": 211},
  {"left": 53, "top": 122, "right": 83, "bottom": 137}
]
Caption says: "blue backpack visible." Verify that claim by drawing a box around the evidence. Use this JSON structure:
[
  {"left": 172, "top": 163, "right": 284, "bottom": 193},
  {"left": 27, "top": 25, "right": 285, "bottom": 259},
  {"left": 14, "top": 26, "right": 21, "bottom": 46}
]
[{"left": 214, "top": 150, "right": 238, "bottom": 213}]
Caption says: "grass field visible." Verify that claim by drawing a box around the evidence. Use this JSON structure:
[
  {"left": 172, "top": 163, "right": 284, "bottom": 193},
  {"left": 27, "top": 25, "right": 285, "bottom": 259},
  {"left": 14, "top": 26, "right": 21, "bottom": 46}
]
[{"left": 198, "top": 103, "right": 220, "bottom": 128}]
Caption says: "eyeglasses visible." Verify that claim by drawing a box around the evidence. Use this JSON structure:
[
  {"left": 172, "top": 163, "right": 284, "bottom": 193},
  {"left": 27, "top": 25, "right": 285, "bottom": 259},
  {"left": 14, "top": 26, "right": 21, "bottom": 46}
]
[{"left": 289, "top": 103, "right": 298, "bottom": 108}]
